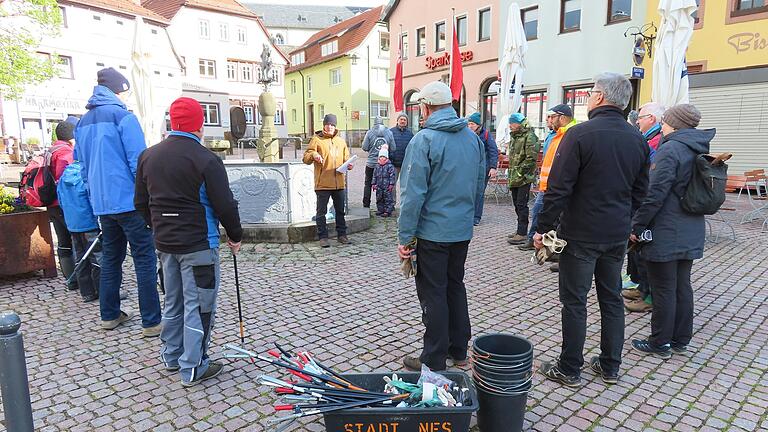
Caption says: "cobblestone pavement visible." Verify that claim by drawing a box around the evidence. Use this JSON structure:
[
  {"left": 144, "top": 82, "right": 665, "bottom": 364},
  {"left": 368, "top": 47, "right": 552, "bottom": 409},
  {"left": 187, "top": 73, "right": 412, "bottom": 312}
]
[{"left": 1, "top": 152, "right": 767, "bottom": 431}]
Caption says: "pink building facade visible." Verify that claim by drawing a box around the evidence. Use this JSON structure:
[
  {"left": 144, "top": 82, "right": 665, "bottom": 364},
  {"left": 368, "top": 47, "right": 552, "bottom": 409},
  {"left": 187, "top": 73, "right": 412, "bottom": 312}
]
[{"left": 383, "top": 0, "right": 500, "bottom": 132}]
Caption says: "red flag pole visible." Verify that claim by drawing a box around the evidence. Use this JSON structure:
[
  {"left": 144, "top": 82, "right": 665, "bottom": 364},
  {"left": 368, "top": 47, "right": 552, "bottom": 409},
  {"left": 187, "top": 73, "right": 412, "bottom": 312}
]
[
  {"left": 393, "top": 24, "right": 404, "bottom": 112},
  {"left": 449, "top": 8, "right": 463, "bottom": 103}
]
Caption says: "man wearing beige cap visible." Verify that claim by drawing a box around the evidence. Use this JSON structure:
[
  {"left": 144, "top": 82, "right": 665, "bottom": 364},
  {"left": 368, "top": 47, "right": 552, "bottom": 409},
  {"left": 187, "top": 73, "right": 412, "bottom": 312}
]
[{"left": 398, "top": 81, "right": 486, "bottom": 371}]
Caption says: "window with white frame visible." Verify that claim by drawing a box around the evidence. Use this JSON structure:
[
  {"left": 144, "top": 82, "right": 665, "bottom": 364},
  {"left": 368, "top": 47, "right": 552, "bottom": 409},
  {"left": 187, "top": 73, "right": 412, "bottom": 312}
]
[
  {"left": 243, "top": 105, "right": 255, "bottom": 124},
  {"left": 57, "top": 55, "right": 73, "bottom": 79},
  {"left": 319, "top": 104, "right": 325, "bottom": 119},
  {"left": 271, "top": 68, "right": 280, "bottom": 84},
  {"left": 237, "top": 26, "right": 246, "bottom": 44},
  {"left": 401, "top": 33, "right": 408, "bottom": 59},
  {"left": 200, "top": 103, "right": 220, "bottom": 125},
  {"left": 291, "top": 52, "right": 305, "bottom": 66},
  {"left": 199, "top": 20, "right": 210, "bottom": 39},
  {"left": 435, "top": 21, "right": 446, "bottom": 51},
  {"left": 241, "top": 63, "right": 253, "bottom": 82},
  {"left": 456, "top": 15, "right": 467, "bottom": 46},
  {"left": 380, "top": 32, "right": 390, "bottom": 52},
  {"left": 416, "top": 27, "right": 426, "bottom": 56},
  {"left": 219, "top": 23, "right": 229, "bottom": 41},
  {"left": 330, "top": 68, "right": 342, "bottom": 86},
  {"left": 199, "top": 59, "right": 216, "bottom": 78},
  {"left": 291, "top": 79, "right": 296, "bottom": 94},
  {"left": 478, "top": 8, "right": 491, "bottom": 41},
  {"left": 307, "top": 76, "right": 313, "bottom": 98},
  {"left": 274, "top": 103, "right": 284, "bottom": 125},
  {"left": 227, "top": 62, "right": 237, "bottom": 81},
  {"left": 372, "top": 67, "right": 388, "bottom": 83},
  {"left": 371, "top": 101, "right": 388, "bottom": 118},
  {"left": 292, "top": 109, "right": 297, "bottom": 122},
  {"left": 59, "top": 7, "right": 67, "bottom": 28},
  {"left": 321, "top": 40, "right": 338, "bottom": 56}
]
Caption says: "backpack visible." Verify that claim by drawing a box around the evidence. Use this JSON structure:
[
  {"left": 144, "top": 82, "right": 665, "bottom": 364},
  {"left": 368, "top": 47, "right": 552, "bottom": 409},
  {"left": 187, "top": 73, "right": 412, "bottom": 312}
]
[
  {"left": 19, "top": 144, "right": 68, "bottom": 207},
  {"left": 680, "top": 153, "right": 731, "bottom": 215},
  {"left": 57, "top": 161, "right": 99, "bottom": 233},
  {"left": 374, "top": 136, "right": 387, "bottom": 150}
]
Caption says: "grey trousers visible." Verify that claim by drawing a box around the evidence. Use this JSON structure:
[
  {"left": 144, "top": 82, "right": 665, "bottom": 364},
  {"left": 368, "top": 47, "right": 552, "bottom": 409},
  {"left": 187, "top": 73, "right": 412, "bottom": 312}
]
[{"left": 159, "top": 249, "right": 220, "bottom": 383}]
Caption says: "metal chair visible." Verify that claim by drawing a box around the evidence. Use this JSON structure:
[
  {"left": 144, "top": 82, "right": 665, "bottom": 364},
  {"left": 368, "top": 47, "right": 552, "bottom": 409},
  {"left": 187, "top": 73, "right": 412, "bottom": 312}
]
[
  {"left": 486, "top": 155, "right": 510, "bottom": 204},
  {"left": 740, "top": 169, "right": 768, "bottom": 224}
]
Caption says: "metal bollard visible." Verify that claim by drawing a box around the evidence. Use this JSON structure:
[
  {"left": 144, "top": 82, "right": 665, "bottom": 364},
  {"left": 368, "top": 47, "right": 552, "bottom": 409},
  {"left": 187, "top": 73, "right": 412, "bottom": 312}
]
[{"left": 0, "top": 312, "right": 34, "bottom": 432}]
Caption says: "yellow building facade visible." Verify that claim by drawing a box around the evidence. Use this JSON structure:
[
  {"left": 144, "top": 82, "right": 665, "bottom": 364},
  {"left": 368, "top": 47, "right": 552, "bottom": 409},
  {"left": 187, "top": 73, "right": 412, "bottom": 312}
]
[{"left": 639, "top": 1, "right": 768, "bottom": 172}]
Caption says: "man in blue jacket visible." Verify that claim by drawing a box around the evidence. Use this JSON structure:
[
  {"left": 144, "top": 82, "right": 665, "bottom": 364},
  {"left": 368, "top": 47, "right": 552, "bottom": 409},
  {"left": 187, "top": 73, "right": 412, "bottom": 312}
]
[
  {"left": 74, "top": 68, "right": 162, "bottom": 336},
  {"left": 467, "top": 112, "right": 498, "bottom": 225},
  {"left": 389, "top": 112, "right": 414, "bottom": 200},
  {"left": 398, "top": 81, "right": 486, "bottom": 371}
]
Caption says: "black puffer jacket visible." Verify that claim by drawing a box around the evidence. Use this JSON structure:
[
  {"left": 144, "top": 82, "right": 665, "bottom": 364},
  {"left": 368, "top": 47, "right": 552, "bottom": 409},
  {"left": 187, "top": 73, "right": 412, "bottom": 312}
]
[{"left": 632, "top": 128, "right": 715, "bottom": 262}]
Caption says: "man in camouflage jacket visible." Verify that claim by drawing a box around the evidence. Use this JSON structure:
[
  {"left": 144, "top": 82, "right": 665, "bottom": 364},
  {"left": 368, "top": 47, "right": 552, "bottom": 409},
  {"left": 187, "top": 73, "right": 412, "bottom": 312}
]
[{"left": 507, "top": 113, "right": 540, "bottom": 245}]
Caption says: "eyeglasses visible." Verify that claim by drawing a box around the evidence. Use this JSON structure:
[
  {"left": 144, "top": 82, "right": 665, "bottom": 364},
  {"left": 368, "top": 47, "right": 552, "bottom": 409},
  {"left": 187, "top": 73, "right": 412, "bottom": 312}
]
[
  {"left": 587, "top": 89, "right": 603, "bottom": 97},
  {"left": 637, "top": 114, "right": 653, "bottom": 119}
]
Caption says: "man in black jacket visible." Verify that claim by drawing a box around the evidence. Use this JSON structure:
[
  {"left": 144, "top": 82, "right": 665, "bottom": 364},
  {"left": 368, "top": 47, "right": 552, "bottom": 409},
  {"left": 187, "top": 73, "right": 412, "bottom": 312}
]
[
  {"left": 135, "top": 97, "right": 242, "bottom": 387},
  {"left": 534, "top": 72, "right": 649, "bottom": 387}
]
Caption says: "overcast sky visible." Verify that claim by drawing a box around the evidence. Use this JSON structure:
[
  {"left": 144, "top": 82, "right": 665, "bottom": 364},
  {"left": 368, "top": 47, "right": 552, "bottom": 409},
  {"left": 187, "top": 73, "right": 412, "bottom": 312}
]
[{"left": 244, "top": 0, "right": 387, "bottom": 6}]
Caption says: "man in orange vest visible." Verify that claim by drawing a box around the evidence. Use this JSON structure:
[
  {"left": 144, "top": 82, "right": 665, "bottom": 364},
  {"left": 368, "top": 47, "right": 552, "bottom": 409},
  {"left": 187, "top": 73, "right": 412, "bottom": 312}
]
[{"left": 520, "top": 104, "right": 576, "bottom": 255}]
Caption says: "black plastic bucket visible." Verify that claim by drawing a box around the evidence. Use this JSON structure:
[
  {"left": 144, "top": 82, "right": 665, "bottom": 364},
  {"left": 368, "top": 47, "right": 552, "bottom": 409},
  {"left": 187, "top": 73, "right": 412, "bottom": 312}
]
[
  {"left": 473, "top": 334, "right": 533, "bottom": 363},
  {"left": 476, "top": 384, "right": 528, "bottom": 432},
  {"left": 472, "top": 363, "right": 531, "bottom": 383},
  {"left": 472, "top": 356, "right": 532, "bottom": 373}
]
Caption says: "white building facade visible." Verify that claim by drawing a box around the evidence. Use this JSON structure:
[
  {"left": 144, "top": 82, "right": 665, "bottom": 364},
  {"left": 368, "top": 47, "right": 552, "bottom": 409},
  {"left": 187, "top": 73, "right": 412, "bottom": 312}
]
[
  {"left": 146, "top": 0, "right": 288, "bottom": 141},
  {"left": 0, "top": 0, "right": 181, "bottom": 146}
]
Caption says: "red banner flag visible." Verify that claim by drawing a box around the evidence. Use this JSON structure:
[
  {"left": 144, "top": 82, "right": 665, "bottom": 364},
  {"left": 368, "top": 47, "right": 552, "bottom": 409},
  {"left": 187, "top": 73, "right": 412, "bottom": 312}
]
[
  {"left": 449, "top": 23, "right": 463, "bottom": 101},
  {"left": 393, "top": 36, "right": 404, "bottom": 112}
]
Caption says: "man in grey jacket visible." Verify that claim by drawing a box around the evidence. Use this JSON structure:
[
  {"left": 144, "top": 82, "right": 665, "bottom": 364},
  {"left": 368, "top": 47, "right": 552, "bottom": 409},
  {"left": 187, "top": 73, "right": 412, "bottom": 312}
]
[
  {"left": 361, "top": 117, "right": 395, "bottom": 208},
  {"left": 398, "top": 81, "right": 486, "bottom": 371}
]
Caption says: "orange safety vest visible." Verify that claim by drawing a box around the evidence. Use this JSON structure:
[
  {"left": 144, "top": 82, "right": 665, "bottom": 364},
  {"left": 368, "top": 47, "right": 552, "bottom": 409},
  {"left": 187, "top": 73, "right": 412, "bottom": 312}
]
[{"left": 539, "top": 119, "right": 577, "bottom": 192}]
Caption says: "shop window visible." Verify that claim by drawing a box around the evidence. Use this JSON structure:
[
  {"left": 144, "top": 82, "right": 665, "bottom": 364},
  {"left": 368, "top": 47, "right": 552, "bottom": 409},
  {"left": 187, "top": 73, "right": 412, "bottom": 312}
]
[
  {"left": 522, "top": 7, "right": 538, "bottom": 40},
  {"left": 521, "top": 90, "right": 549, "bottom": 138},
  {"left": 404, "top": 90, "right": 420, "bottom": 133},
  {"left": 560, "top": 0, "right": 581, "bottom": 33},
  {"left": 564, "top": 86, "right": 592, "bottom": 122},
  {"left": 608, "top": 0, "right": 632, "bottom": 24}
]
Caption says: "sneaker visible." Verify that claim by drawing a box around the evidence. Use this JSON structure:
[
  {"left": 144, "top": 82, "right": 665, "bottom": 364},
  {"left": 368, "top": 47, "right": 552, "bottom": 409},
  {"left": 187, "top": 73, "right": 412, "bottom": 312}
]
[
  {"left": 538, "top": 361, "right": 582, "bottom": 387},
  {"left": 337, "top": 235, "right": 351, "bottom": 244},
  {"left": 622, "top": 279, "right": 639, "bottom": 290},
  {"left": 101, "top": 310, "right": 134, "bottom": 330},
  {"left": 473, "top": 221, "right": 480, "bottom": 226},
  {"left": 403, "top": 356, "right": 422, "bottom": 371},
  {"left": 671, "top": 343, "right": 688, "bottom": 354},
  {"left": 624, "top": 299, "right": 653, "bottom": 313},
  {"left": 621, "top": 273, "right": 631, "bottom": 283},
  {"left": 165, "top": 365, "right": 180, "bottom": 372},
  {"left": 319, "top": 238, "right": 330, "bottom": 248},
  {"left": 507, "top": 234, "right": 527, "bottom": 245},
  {"left": 142, "top": 324, "right": 162, "bottom": 338},
  {"left": 181, "top": 361, "right": 223, "bottom": 387},
  {"left": 631, "top": 339, "right": 672, "bottom": 360},
  {"left": 518, "top": 241, "right": 535, "bottom": 251},
  {"left": 621, "top": 289, "right": 643, "bottom": 300},
  {"left": 589, "top": 356, "right": 618, "bottom": 384},
  {"left": 549, "top": 263, "right": 559, "bottom": 273},
  {"left": 82, "top": 293, "right": 99, "bottom": 303}
]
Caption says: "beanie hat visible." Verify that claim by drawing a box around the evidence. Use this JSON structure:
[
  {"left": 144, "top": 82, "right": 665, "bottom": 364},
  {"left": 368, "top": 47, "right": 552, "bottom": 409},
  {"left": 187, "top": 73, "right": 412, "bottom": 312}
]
[
  {"left": 378, "top": 144, "right": 389, "bottom": 159},
  {"left": 662, "top": 104, "right": 701, "bottom": 130},
  {"left": 509, "top": 112, "right": 525, "bottom": 124},
  {"left": 323, "top": 114, "right": 337, "bottom": 126},
  {"left": 396, "top": 112, "right": 408, "bottom": 122},
  {"left": 374, "top": 116, "right": 383, "bottom": 126},
  {"left": 97, "top": 67, "right": 130, "bottom": 94},
  {"left": 65, "top": 115, "right": 80, "bottom": 126},
  {"left": 55, "top": 121, "right": 75, "bottom": 142},
  {"left": 169, "top": 97, "right": 205, "bottom": 133},
  {"left": 467, "top": 112, "right": 482, "bottom": 125}
]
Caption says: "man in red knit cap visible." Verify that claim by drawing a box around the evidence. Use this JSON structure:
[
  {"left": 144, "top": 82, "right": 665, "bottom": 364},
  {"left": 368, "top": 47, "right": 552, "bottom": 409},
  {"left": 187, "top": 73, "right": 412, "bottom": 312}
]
[{"left": 135, "top": 97, "right": 243, "bottom": 387}]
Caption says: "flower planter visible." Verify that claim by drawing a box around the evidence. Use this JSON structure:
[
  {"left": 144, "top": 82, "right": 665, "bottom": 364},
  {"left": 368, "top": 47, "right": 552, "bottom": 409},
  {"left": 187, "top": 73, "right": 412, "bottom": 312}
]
[{"left": 0, "top": 209, "right": 57, "bottom": 278}]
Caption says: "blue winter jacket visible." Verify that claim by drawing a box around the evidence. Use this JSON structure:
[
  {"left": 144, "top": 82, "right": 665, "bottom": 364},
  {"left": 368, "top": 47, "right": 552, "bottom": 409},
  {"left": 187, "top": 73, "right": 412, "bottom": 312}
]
[
  {"left": 57, "top": 162, "right": 99, "bottom": 233},
  {"left": 477, "top": 126, "right": 499, "bottom": 173},
  {"left": 389, "top": 126, "right": 414, "bottom": 168},
  {"left": 74, "top": 85, "right": 147, "bottom": 216},
  {"left": 398, "top": 107, "right": 486, "bottom": 245}
]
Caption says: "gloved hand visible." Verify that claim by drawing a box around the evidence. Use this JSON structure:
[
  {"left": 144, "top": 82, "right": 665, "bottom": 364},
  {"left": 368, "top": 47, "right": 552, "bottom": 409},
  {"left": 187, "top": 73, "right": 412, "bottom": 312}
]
[
  {"left": 372, "top": 185, "right": 377, "bottom": 191},
  {"left": 532, "top": 231, "right": 567, "bottom": 265},
  {"left": 388, "top": 185, "right": 394, "bottom": 192}
]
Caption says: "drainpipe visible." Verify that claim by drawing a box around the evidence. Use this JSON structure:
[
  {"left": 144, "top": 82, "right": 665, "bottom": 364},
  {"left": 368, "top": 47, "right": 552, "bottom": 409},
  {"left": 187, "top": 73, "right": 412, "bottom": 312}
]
[{"left": 298, "top": 69, "right": 306, "bottom": 138}]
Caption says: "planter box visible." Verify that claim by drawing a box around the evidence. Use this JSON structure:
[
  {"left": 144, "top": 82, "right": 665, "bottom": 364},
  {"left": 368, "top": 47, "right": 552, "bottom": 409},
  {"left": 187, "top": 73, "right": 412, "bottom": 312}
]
[{"left": 0, "top": 209, "right": 57, "bottom": 278}]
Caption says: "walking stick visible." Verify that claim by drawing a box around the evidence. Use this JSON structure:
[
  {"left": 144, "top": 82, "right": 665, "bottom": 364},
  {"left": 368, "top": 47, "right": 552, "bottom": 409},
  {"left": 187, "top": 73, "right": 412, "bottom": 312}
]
[
  {"left": 233, "top": 254, "right": 245, "bottom": 346},
  {"left": 66, "top": 233, "right": 102, "bottom": 285}
]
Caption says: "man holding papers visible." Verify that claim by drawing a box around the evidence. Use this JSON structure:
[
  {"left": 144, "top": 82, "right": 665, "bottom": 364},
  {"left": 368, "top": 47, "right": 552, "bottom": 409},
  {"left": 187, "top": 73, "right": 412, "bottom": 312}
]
[{"left": 302, "top": 113, "right": 354, "bottom": 248}]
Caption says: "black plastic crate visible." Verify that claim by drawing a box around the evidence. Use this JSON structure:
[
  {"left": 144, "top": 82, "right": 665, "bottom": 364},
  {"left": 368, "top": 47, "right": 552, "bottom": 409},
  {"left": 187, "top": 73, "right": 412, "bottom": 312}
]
[{"left": 323, "top": 371, "right": 478, "bottom": 432}]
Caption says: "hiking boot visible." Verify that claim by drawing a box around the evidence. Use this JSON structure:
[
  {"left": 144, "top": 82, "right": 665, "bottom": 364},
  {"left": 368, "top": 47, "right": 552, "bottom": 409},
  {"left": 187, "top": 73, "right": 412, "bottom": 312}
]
[
  {"left": 319, "top": 238, "right": 330, "bottom": 248},
  {"left": 181, "top": 361, "right": 223, "bottom": 387},
  {"left": 403, "top": 356, "right": 422, "bottom": 371},
  {"left": 448, "top": 355, "right": 468, "bottom": 367},
  {"left": 624, "top": 299, "right": 653, "bottom": 313},
  {"left": 589, "top": 356, "right": 618, "bottom": 385},
  {"left": 337, "top": 235, "right": 351, "bottom": 244},
  {"left": 538, "top": 361, "right": 582, "bottom": 387},
  {"left": 549, "top": 263, "right": 559, "bottom": 273},
  {"left": 142, "top": 324, "right": 162, "bottom": 338},
  {"left": 82, "top": 293, "right": 99, "bottom": 303},
  {"left": 671, "top": 343, "right": 688, "bottom": 354},
  {"left": 621, "top": 289, "right": 643, "bottom": 300},
  {"left": 631, "top": 339, "right": 672, "bottom": 360},
  {"left": 101, "top": 310, "right": 134, "bottom": 330},
  {"left": 546, "top": 253, "right": 560, "bottom": 263},
  {"left": 518, "top": 241, "right": 535, "bottom": 251},
  {"left": 507, "top": 234, "right": 527, "bottom": 245}
]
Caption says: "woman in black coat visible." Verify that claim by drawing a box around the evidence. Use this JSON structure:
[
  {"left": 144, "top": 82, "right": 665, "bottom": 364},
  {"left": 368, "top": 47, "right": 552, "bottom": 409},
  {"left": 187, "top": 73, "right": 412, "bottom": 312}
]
[{"left": 629, "top": 103, "right": 715, "bottom": 359}]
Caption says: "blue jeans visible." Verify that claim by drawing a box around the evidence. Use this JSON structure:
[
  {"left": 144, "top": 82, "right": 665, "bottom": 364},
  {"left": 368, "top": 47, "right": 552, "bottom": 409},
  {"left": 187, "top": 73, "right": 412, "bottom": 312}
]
[
  {"left": 474, "top": 170, "right": 492, "bottom": 224},
  {"left": 99, "top": 211, "right": 161, "bottom": 327},
  {"left": 527, "top": 193, "right": 545, "bottom": 241}
]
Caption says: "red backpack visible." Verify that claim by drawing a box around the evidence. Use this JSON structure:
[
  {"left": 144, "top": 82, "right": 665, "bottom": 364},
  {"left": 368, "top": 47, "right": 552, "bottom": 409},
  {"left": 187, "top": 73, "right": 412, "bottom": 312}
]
[{"left": 19, "top": 144, "right": 68, "bottom": 207}]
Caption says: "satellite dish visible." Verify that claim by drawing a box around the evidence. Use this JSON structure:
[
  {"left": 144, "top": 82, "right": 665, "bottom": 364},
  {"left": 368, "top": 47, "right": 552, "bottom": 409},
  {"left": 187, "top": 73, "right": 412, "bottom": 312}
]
[{"left": 230, "top": 106, "right": 247, "bottom": 139}]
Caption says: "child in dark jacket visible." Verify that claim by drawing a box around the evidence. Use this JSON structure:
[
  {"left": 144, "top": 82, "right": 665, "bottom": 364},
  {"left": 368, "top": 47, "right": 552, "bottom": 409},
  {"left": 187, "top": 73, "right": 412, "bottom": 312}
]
[{"left": 372, "top": 145, "right": 396, "bottom": 217}]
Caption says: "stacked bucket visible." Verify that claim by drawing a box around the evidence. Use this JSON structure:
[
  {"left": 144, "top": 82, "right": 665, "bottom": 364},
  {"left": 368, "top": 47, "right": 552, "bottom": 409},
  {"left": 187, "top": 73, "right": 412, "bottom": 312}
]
[{"left": 471, "top": 334, "right": 533, "bottom": 432}]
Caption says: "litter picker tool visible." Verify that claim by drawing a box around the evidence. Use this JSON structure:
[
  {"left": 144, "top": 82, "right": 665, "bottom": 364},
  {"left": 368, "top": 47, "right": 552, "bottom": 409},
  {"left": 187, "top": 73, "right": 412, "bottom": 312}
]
[
  {"left": 66, "top": 232, "right": 102, "bottom": 285},
  {"left": 232, "top": 254, "right": 245, "bottom": 346}
]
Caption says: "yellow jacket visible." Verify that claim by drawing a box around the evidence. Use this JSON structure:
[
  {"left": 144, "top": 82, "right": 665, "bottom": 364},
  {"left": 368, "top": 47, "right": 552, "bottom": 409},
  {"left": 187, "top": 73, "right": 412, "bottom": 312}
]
[
  {"left": 302, "top": 130, "right": 350, "bottom": 190},
  {"left": 539, "top": 119, "right": 577, "bottom": 192}
]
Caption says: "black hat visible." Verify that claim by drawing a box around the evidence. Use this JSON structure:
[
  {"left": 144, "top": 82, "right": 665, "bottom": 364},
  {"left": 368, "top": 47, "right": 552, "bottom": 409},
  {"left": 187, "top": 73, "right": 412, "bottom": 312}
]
[
  {"left": 323, "top": 114, "right": 337, "bottom": 126},
  {"left": 97, "top": 67, "right": 130, "bottom": 94},
  {"left": 55, "top": 121, "right": 75, "bottom": 141},
  {"left": 548, "top": 104, "right": 573, "bottom": 117}
]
